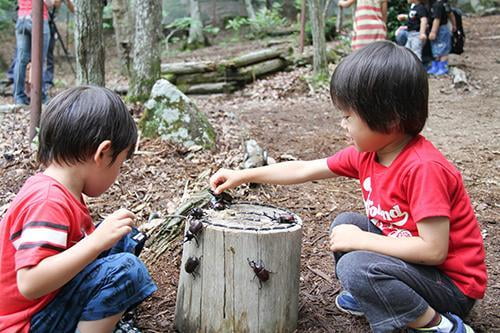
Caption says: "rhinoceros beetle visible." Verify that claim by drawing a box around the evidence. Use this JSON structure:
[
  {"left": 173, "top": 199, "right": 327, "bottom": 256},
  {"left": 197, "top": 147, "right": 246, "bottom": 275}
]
[
  {"left": 247, "top": 258, "right": 272, "bottom": 288},
  {"left": 264, "top": 212, "right": 296, "bottom": 224},
  {"left": 183, "top": 218, "right": 204, "bottom": 246},
  {"left": 208, "top": 189, "right": 233, "bottom": 210},
  {"left": 189, "top": 207, "right": 205, "bottom": 219},
  {"left": 185, "top": 256, "right": 202, "bottom": 279}
]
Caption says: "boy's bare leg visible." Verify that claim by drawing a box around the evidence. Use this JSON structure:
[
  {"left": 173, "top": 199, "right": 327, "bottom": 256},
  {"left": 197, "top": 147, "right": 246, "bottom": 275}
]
[
  {"left": 407, "top": 306, "right": 435, "bottom": 328},
  {"left": 76, "top": 311, "right": 124, "bottom": 333}
]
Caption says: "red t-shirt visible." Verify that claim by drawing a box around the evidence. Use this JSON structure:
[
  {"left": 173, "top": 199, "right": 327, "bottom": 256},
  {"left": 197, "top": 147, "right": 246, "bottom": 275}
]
[
  {"left": 327, "top": 135, "right": 487, "bottom": 299},
  {"left": 18, "top": 0, "right": 49, "bottom": 20},
  {"left": 0, "top": 174, "right": 94, "bottom": 333}
]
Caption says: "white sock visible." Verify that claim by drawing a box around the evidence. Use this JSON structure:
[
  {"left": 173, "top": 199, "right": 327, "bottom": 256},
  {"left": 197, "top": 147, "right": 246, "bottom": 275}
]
[{"left": 435, "top": 314, "right": 454, "bottom": 332}]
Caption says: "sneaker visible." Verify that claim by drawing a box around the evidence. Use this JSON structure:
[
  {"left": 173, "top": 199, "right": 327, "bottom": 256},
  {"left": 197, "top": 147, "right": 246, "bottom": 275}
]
[
  {"left": 335, "top": 290, "right": 364, "bottom": 317},
  {"left": 427, "top": 61, "right": 439, "bottom": 75},
  {"left": 408, "top": 312, "right": 474, "bottom": 333},
  {"left": 435, "top": 61, "right": 449, "bottom": 76},
  {"left": 113, "top": 318, "right": 142, "bottom": 333}
]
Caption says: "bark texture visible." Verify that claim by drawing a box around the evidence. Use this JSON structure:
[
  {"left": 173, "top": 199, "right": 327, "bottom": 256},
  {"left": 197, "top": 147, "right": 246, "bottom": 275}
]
[
  {"left": 111, "top": 0, "right": 133, "bottom": 76},
  {"left": 188, "top": 0, "right": 204, "bottom": 46},
  {"left": 129, "top": 0, "right": 162, "bottom": 101},
  {"left": 74, "top": 0, "right": 105, "bottom": 85},
  {"left": 308, "top": 0, "right": 329, "bottom": 78}
]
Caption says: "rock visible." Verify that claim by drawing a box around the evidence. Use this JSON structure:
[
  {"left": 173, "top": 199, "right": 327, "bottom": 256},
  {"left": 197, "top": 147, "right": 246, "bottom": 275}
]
[
  {"left": 139, "top": 79, "right": 216, "bottom": 149},
  {"left": 242, "top": 139, "right": 267, "bottom": 169},
  {"left": 450, "top": 67, "right": 468, "bottom": 88}
]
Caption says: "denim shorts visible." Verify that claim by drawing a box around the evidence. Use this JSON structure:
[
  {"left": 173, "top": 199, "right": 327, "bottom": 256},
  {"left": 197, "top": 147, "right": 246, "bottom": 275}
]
[
  {"left": 431, "top": 25, "right": 451, "bottom": 57},
  {"left": 29, "top": 228, "right": 157, "bottom": 333},
  {"left": 405, "top": 31, "right": 425, "bottom": 61}
]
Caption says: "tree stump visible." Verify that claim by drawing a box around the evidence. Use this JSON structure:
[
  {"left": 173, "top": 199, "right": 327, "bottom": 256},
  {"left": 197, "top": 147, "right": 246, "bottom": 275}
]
[{"left": 175, "top": 203, "right": 303, "bottom": 333}]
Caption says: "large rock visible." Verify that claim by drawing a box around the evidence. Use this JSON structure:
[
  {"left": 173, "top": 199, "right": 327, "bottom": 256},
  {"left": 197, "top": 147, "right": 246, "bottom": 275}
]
[{"left": 140, "top": 79, "right": 216, "bottom": 149}]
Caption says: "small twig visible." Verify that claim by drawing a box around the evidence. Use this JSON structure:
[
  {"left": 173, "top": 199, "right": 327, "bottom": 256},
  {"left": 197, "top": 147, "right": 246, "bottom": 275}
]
[{"left": 307, "top": 265, "right": 333, "bottom": 284}]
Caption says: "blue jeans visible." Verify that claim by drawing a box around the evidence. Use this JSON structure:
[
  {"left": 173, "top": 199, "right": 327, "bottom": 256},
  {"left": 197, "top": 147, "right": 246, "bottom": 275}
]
[
  {"left": 13, "top": 17, "right": 50, "bottom": 104},
  {"left": 29, "top": 228, "right": 157, "bottom": 333},
  {"left": 330, "top": 212, "right": 475, "bottom": 333},
  {"left": 44, "top": 21, "right": 57, "bottom": 86}
]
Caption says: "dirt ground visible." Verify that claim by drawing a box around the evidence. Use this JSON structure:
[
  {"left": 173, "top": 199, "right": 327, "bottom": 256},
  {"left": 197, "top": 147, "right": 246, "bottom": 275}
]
[{"left": 0, "top": 14, "right": 499, "bottom": 333}]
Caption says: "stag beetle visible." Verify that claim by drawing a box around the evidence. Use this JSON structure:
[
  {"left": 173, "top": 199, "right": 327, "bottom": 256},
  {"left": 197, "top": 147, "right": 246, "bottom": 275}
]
[
  {"left": 208, "top": 189, "right": 233, "bottom": 210},
  {"left": 183, "top": 218, "right": 204, "bottom": 246},
  {"left": 247, "top": 258, "right": 272, "bottom": 288},
  {"left": 264, "top": 212, "right": 296, "bottom": 224},
  {"left": 185, "top": 256, "right": 202, "bottom": 279}
]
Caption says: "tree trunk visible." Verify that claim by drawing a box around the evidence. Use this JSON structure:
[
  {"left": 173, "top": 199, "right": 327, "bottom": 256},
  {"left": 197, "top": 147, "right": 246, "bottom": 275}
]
[
  {"left": 175, "top": 203, "right": 302, "bottom": 332},
  {"left": 188, "top": 0, "right": 204, "bottom": 46},
  {"left": 308, "top": 0, "right": 329, "bottom": 78},
  {"left": 111, "top": 0, "right": 133, "bottom": 77},
  {"left": 74, "top": 0, "right": 105, "bottom": 85},
  {"left": 129, "top": 0, "right": 162, "bottom": 101},
  {"left": 244, "top": 0, "right": 256, "bottom": 20},
  {"left": 283, "top": 0, "right": 299, "bottom": 21}
]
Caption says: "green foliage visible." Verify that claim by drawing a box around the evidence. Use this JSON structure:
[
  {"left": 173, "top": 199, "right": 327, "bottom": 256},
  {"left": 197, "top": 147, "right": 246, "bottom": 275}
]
[
  {"left": 167, "top": 17, "right": 192, "bottom": 31},
  {"left": 387, "top": 0, "right": 409, "bottom": 40},
  {"left": 225, "top": 16, "right": 249, "bottom": 32},
  {"left": 249, "top": 3, "right": 288, "bottom": 37},
  {"left": 226, "top": 3, "right": 288, "bottom": 39},
  {"left": 303, "top": 16, "right": 337, "bottom": 44},
  {"left": 203, "top": 25, "right": 220, "bottom": 37},
  {"left": 0, "top": 0, "right": 16, "bottom": 30}
]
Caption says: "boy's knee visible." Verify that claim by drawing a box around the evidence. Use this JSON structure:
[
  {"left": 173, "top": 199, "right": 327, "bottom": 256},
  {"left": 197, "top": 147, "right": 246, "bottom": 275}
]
[
  {"left": 107, "top": 253, "right": 151, "bottom": 285},
  {"left": 336, "top": 251, "right": 373, "bottom": 286},
  {"left": 329, "top": 212, "right": 365, "bottom": 233}
]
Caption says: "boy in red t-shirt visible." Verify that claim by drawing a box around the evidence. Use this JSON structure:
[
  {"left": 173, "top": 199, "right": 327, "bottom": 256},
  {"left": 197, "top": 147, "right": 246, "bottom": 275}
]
[
  {"left": 208, "top": 41, "right": 486, "bottom": 333},
  {"left": 0, "top": 86, "right": 156, "bottom": 333}
]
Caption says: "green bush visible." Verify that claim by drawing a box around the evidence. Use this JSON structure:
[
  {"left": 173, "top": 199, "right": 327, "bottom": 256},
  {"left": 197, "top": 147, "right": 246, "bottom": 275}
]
[
  {"left": 0, "top": 0, "right": 16, "bottom": 31},
  {"left": 387, "top": 0, "right": 409, "bottom": 40}
]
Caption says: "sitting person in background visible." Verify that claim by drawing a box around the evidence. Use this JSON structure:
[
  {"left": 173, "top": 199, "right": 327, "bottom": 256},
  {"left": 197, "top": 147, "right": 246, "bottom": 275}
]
[{"left": 397, "top": 0, "right": 429, "bottom": 61}]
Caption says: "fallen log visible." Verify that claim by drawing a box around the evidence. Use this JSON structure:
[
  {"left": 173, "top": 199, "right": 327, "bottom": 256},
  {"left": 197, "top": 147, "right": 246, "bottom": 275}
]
[
  {"left": 181, "top": 82, "right": 239, "bottom": 94},
  {"left": 238, "top": 58, "right": 288, "bottom": 82},
  {"left": 161, "top": 61, "right": 219, "bottom": 75},
  {"left": 222, "top": 47, "right": 291, "bottom": 68}
]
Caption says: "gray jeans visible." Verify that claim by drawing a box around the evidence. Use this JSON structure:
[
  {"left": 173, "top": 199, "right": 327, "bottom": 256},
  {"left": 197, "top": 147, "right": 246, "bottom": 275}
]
[
  {"left": 330, "top": 212, "right": 475, "bottom": 333},
  {"left": 405, "top": 31, "right": 424, "bottom": 61}
]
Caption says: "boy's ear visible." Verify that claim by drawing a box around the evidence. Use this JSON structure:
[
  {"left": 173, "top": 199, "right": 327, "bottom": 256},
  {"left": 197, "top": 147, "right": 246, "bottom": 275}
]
[{"left": 93, "top": 140, "right": 112, "bottom": 166}]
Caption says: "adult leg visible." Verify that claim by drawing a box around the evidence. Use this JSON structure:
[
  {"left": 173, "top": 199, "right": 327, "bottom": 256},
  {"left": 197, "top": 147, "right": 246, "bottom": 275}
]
[
  {"left": 13, "top": 18, "right": 32, "bottom": 105},
  {"left": 41, "top": 20, "right": 50, "bottom": 102},
  {"left": 44, "top": 22, "right": 56, "bottom": 86},
  {"left": 335, "top": 251, "right": 475, "bottom": 332}
]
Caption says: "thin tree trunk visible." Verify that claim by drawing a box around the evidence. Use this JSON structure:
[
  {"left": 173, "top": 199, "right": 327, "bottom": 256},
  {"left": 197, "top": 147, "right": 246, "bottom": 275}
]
[
  {"left": 111, "top": 0, "right": 133, "bottom": 77},
  {"left": 188, "top": 0, "right": 204, "bottom": 46},
  {"left": 308, "top": 0, "right": 328, "bottom": 77},
  {"left": 74, "top": 0, "right": 105, "bottom": 85},
  {"left": 129, "top": 0, "right": 162, "bottom": 101},
  {"left": 244, "top": 0, "right": 256, "bottom": 20}
]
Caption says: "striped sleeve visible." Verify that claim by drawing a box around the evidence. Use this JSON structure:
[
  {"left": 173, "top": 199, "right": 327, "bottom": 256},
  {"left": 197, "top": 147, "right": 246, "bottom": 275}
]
[{"left": 12, "top": 200, "right": 71, "bottom": 271}]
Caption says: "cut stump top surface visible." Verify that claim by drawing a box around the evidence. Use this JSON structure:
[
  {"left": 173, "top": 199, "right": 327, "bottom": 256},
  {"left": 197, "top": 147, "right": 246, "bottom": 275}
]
[{"left": 202, "top": 202, "right": 302, "bottom": 233}]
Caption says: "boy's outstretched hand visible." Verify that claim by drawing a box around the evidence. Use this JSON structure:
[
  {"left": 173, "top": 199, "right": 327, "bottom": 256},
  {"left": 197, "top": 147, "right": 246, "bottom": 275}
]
[
  {"left": 329, "top": 224, "right": 367, "bottom": 252},
  {"left": 89, "top": 208, "right": 135, "bottom": 251},
  {"left": 209, "top": 168, "right": 246, "bottom": 194}
]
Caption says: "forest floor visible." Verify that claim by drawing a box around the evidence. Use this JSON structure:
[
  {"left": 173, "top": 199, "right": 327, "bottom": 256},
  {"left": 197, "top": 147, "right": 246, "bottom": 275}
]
[{"left": 0, "top": 14, "right": 499, "bottom": 333}]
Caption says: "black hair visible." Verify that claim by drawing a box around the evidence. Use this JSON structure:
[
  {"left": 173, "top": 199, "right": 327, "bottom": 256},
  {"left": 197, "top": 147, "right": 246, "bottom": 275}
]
[
  {"left": 330, "top": 41, "right": 428, "bottom": 136},
  {"left": 37, "top": 85, "right": 138, "bottom": 166}
]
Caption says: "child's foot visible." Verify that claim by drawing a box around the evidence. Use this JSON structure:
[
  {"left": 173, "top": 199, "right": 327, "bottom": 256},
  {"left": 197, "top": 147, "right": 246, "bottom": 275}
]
[
  {"left": 335, "top": 290, "right": 364, "bottom": 316},
  {"left": 409, "top": 312, "right": 474, "bottom": 333},
  {"left": 114, "top": 318, "right": 142, "bottom": 333}
]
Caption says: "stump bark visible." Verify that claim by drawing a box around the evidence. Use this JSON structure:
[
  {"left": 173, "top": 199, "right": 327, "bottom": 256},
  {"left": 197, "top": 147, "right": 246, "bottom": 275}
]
[{"left": 175, "top": 203, "right": 302, "bottom": 333}]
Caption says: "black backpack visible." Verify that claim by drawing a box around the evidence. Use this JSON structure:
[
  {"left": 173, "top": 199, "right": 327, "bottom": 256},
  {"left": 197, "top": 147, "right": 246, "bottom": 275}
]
[{"left": 451, "top": 8, "right": 465, "bottom": 54}]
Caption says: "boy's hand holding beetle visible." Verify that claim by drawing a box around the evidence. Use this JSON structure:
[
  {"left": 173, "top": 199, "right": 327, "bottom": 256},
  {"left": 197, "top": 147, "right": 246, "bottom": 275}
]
[{"left": 88, "top": 208, "right": 136, "bottom": 252}]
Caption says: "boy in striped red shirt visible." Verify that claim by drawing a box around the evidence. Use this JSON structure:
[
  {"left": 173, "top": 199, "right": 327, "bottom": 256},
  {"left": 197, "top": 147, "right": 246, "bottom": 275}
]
[{"left": 0, "top": 86, "right": 156, "bottom": 333}]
